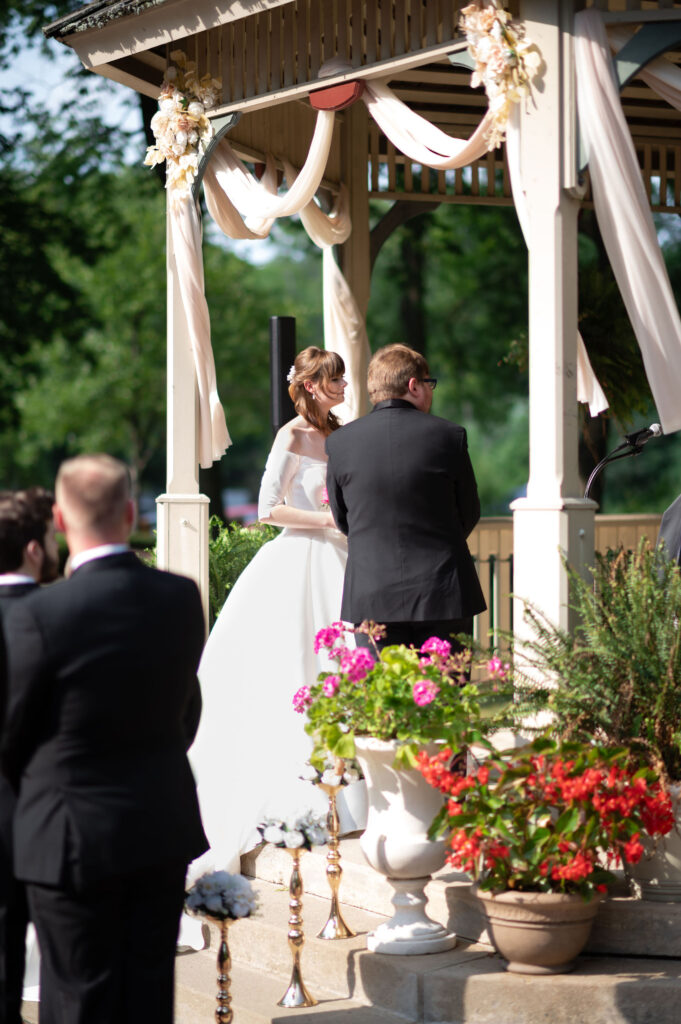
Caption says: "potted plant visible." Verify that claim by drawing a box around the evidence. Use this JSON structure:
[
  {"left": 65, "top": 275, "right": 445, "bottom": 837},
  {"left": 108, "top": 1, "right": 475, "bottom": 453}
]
[
  {"left": 293, "top": 621, "right": 502, "bottom": 955},
  {"left": 419, "top": 736, "right": 675, "bottom": 974},
  {"left": 508, "top": 540, "right": 681, "bottom": 900}
]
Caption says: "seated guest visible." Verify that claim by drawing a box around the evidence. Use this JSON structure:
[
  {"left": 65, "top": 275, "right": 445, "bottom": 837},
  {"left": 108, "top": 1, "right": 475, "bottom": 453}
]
[{"left": 1, "top": 455, "right": 207, "bottom": 1024}]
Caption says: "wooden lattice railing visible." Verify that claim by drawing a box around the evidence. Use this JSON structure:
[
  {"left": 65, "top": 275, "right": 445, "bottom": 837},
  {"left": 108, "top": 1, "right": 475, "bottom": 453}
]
[{"left": 468, "top": 513, "right": 663, "bottom": 647}]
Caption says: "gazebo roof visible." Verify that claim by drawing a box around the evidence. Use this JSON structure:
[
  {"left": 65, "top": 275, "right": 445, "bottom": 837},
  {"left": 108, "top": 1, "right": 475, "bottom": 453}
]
[{"left": 44, "top": 0, "right": 681, "bottom": 213}]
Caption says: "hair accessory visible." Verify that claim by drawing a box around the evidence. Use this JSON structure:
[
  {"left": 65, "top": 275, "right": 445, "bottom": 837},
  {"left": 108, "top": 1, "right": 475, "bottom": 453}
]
[{"left": 286, "top": 365, "right": 296, "bottom": 384}]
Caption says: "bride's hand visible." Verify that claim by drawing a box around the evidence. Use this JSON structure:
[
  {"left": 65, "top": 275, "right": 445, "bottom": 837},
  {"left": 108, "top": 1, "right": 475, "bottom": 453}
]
[{"left": 322, "top": 508, "right": 336, "bottom": 529}]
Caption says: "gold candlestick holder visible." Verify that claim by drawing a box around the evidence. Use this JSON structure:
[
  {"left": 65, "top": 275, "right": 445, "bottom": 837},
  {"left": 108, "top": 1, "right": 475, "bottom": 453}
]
[
  {"left": 208, "top": 917, "right": 233, "bottom": 1023},
  {"left": 316, "top": 770, "right": 356, "bottom": 940},
  {"left": 277, "top": 848, "right": 318, "bottom": 1008}
]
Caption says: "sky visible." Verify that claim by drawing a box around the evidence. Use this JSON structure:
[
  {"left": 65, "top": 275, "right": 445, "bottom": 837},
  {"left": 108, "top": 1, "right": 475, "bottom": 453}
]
[{"left": 0, "top": 29, "right": 142, "bottom": 140}]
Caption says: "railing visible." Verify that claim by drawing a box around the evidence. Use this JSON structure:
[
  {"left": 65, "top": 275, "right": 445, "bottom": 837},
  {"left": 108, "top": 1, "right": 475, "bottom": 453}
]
[{"left": 468, "top": 514, "right": 662, "bottom": 647}]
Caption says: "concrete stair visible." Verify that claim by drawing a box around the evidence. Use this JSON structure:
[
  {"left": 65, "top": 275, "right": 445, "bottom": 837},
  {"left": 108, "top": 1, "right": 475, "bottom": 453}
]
[
  {"left": 22, "top": 838, "right": 681, "bottom": 1023},
  {"left": 244, "top": 836, "right": 681, "bottom": 959}
]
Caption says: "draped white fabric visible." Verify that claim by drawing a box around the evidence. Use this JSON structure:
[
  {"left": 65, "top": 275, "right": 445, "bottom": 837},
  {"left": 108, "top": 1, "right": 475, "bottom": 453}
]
[
  {"left": 505, "top": 105, "right": 609, "bottom": 417},
  {"left": 282, "top": 161, "right": 369, "bottom": 422},
  {"left": 575, "top": 9, "right": 681, "bottom": 434},
  {"left": 203, "top": 150, "right": 278, "bottom": 239},
  {"left": 363, "top": 77, "right": 492, "bottom": 168},
  {"left": 169, "top": 199, "right": 231, "bottom": 467},
  {"left": 182, "top": 71, "right": 527, "bottom": 458}
]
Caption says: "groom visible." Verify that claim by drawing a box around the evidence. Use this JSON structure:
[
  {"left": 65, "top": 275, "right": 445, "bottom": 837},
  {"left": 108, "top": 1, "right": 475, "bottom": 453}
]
[
  {"left": 1, "top": 454, "right": 207, "bottom": 1024},
  {"left": 325, "top": 344, "right": 486, "bottom": 649}
]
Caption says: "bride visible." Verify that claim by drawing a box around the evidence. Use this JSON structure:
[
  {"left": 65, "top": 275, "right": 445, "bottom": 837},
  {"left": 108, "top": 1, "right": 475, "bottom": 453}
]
[{"left": 188, "top": 346, "right": 354, "bottom": 877}]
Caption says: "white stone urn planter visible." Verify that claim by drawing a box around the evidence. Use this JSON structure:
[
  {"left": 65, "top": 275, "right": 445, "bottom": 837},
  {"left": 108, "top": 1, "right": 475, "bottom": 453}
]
[
  {"left": 336, "top": 779, "right": 368, "bottom": 836},
  {"left": 628, "top": 786, "right": 681, "bottom": 901},
  {"left": 354, "top": 736, "right": 456, "bottom": 955}
]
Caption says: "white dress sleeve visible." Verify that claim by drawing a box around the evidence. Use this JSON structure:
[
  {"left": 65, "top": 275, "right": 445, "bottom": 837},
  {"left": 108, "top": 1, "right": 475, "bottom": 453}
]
[{"left": 258, "top": 445, "right": 300, "bottom": 521}]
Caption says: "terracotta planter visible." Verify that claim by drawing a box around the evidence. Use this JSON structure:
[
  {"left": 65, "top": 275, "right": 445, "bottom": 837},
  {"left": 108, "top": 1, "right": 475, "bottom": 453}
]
[
  {"left": 475, "top": 888, "right": 601, "bottom": 975},
  {"left": 628, "top": 786, "right": 681, "bottom": 902},
  {"left": 354, "top": 736, "right": 456, "bottom": 955}
]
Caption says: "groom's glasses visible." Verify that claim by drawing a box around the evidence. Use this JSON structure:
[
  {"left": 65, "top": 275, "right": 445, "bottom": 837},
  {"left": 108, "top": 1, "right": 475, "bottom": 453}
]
[{"left": 420, "top": 378, "right": 438, "bottom": 391}]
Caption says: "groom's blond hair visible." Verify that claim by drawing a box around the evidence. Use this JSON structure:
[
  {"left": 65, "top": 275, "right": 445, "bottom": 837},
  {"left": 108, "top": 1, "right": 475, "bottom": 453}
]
[
  {"left": 56, "top": 454, "right": 130, "bottom": 535},
  {"left": 367, "top": 344, "right": 429, "bottom": 404}
]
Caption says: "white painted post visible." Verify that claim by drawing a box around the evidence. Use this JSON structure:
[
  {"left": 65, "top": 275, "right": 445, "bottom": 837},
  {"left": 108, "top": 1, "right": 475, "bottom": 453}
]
[
  {"left": 511, "top": 1, "right": 597, "bottom": 637},
  {"left": 156, "top": 201, "right": 210, "bottom": 629}
]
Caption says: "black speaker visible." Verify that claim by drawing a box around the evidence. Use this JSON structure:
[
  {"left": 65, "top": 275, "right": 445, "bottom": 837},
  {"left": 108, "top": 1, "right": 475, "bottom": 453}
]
[{"left": 269, "top": 316, "right": 297, "bottom": 436}]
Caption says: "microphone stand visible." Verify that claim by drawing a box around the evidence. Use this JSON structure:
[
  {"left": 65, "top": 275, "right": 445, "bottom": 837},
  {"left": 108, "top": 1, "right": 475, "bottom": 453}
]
[{"left": 584, "top": 442, "right": 642, "bottom": 501}]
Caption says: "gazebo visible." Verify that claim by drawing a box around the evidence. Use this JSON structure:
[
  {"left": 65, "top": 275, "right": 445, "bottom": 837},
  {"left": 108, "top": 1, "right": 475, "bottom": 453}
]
[{"left": 44, "top": 0, "right": 681, "bottom": 635}]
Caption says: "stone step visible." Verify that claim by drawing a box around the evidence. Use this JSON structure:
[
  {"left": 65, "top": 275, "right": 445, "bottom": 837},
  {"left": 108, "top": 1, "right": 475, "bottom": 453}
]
[
  {"left": 243, "top": 838, "right": 681, "bottom": 959},
  {"left": 175, "top": 957, "right": 411, "bottom": 1024},
  {"left": 178, "top": 878, "right": 681, "bottom": 1024},
  {"left": 23, "top": 872, "right": 681, "bottom": 1024}
]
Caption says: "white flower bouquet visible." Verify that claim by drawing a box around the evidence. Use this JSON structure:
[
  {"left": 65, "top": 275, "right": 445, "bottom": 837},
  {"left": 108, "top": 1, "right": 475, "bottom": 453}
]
[
  {"left": 257, "top": 812, "right": 329, "bottom": 850},
  {"left": 144, "top": 48, "right": 221, "bottom": 201},
  {"left": 185, "top": 870, "right": 258, "bottom": 921},
  {"left": 299, "top": 758, "right": 362, "bottom": 789}
]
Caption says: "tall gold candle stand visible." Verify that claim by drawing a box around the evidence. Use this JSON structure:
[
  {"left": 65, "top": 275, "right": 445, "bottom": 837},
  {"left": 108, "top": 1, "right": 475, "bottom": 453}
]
[
  {"left": 317, "top": 764, "right": 356, "bottom": 940},
  {"left": 277, "top": 848, "right": 318, "bottom": 1008},
  {"left": 210, "top": 918, "right": 233, "bottom": 1023}
]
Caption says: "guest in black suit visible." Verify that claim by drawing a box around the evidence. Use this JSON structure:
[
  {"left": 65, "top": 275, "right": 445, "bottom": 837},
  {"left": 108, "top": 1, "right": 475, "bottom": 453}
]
[
  {"left": 0, "top": 487, "right": 58, "bottom": 1024},
  {"left": 1, "top": 455, "right": 208, "bottom": 1024},
  {"left": 326, "top": 344, "right": 486, "bottom": 650}
]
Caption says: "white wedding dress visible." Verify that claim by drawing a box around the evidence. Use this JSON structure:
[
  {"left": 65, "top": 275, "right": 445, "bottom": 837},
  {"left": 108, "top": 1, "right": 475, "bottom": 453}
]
[{"left": 187, "top": 443, "right": 352, "bottom": 883}]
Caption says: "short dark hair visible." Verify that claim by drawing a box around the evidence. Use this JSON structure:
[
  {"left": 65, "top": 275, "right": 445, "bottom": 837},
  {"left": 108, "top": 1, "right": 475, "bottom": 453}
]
[{"left": 0, "top": 488, "right": 55, "bottom": 573}]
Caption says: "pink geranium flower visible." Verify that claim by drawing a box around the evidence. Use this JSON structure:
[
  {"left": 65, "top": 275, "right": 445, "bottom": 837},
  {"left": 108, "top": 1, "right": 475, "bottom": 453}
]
[
  {"left": 322, "top": 675, "right": 339, "bottom": 697},
  {"left": 421, "top": 637, "right": 452, "bottom": 659},
  {"left": 487, "top": 656, "right": 510, "bottom": 680},
  {"left": 292, "top": 686, "right": 312, "bottom": 714},
  {"left": 314, "top": 623, "right": 346, "bottom": 654},
  {"left": 339, "top": 648, "right": 375, "bottom": 683},
  {"left": 413, "top": 679, "right": 440, "bottom": 706}
]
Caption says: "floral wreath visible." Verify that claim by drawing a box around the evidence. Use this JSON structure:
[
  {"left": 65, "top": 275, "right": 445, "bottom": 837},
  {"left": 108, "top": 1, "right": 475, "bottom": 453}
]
[
  {"left": 461, "top": 1, "right": 543, "bottom": 150},
  {"left": 144, "top": 50, "right": 221, "bottom": 202}
]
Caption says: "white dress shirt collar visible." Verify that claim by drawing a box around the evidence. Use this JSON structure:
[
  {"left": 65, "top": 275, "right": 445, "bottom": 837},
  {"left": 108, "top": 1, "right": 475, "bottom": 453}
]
[{"left": 69, "top": 544, "right": 130, "bottom": 573}]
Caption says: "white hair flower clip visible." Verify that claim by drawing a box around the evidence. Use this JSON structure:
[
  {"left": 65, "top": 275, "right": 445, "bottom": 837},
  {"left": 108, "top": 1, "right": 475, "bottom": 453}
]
[{"left": 286, "top": 365, "right": 296, "bottom": 384}]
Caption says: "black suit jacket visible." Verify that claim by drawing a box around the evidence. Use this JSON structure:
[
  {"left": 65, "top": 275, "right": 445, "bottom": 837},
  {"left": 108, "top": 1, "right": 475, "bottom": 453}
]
[
  {"left": 0, "top": 583, "right": 37, "bottom": 879},
  {"left": 326, "top": 399, "right": 486, "bottom": 623},
  {"left": 1, "top": 553, "right": 208, "bottom": 889}
]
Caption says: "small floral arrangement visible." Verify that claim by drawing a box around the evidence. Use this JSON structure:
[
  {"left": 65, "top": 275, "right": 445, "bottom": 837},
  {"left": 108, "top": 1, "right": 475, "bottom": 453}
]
[
  {"left": 461, "top": 1, "right": 543, "bottom": 149},
  {"left": 257, "top": 811, "right": 328, "bottom": 850},
  {"left": 420, "top": 737, "right": 675, "bottom": 900},
  {"left": 294, "top": 622, "right": 497, "bottom": 769},
  {"left": 144, "top": 49, "right": 221, "bottom": 201},
  {"left": 185, "top": 870, "right": 258, "bottom": 921},
  {"left": 300, "top": 757, "right": 361, "bottom": 788}
]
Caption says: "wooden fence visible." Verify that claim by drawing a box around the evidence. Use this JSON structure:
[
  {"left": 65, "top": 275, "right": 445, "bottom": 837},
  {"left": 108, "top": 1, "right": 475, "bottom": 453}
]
[{"left": 468, "top": 514, "right": 662, "bottom": 647}]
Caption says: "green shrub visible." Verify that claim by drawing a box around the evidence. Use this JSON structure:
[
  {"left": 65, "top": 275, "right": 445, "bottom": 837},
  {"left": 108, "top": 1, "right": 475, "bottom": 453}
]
[
  {"left": 509, "top": 540, "right": 681, "bottom": 782},
  {"left": 208, "top": 516, "right": 279, "bottom": 627}
]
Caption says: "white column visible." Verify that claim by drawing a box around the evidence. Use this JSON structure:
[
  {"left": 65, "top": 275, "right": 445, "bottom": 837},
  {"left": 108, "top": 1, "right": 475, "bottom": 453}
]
[
  {"left": 511, "top": 1, "right": 596, "bottom": 636},
  {"left": 156, "top": 200, "right": 210, "bottom": 629}
]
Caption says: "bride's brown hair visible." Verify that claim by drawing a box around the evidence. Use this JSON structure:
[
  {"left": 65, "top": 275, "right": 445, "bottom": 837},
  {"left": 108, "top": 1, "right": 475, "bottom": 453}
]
[{"left": 288, "top": 347, "right": 345, "bottom": 436}]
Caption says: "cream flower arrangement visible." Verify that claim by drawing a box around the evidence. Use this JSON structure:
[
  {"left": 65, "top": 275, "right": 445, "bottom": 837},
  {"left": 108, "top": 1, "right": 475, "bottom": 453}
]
[
  {"left": 461, "top": 1, "right": 543, "bottom": 149},
  {"left": 144, "top": 49, "right": 221, "bottom": 202}
]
